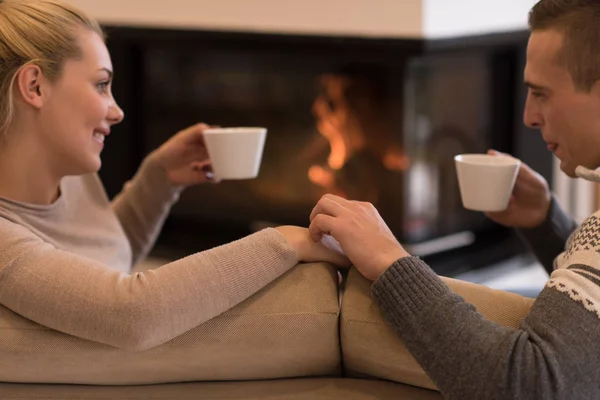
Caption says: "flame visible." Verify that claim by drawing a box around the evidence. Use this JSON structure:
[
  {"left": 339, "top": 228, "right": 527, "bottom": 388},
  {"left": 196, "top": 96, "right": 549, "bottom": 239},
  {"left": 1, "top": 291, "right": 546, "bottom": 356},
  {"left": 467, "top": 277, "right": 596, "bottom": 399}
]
[
  {"left": 308, "top": 73, "right": 409, "bottom": 199},
  {"left": 307, "top": 165, "right": 335, "bottom": 188},
  {"left": 313, "top": 98, "right": 347, "bottom": 170},
  {"left": 311, "top": 75, "right": 356, "bottom": 171},
  {"left": 383, "top": 147, "right": 411, "bottom": 171}
]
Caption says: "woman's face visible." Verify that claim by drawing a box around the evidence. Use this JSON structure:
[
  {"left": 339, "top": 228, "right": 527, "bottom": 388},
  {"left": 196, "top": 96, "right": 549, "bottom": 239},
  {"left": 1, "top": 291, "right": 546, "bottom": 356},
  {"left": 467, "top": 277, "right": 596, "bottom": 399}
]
[{"left": 36, "top": 28, "right": 124, "bottom": 176}]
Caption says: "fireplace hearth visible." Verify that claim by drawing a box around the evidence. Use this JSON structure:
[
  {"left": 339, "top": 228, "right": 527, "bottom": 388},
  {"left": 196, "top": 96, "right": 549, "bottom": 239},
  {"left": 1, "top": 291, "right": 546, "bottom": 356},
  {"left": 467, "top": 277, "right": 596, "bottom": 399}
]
[{"left": 100, "top": 27, "right": 551, "bottom": 276}]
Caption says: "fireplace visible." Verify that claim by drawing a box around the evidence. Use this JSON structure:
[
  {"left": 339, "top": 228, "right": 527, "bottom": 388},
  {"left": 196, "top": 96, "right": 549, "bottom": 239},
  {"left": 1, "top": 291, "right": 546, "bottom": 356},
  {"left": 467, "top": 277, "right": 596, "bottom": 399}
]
[{"left": 100, "top": 27, "right": 551, "bottom": 276}]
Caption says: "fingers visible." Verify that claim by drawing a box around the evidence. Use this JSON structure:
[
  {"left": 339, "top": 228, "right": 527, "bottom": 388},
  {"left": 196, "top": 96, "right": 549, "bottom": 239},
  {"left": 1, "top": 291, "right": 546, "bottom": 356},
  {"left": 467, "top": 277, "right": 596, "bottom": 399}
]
[
  {"left": 192, "top": 161, "right": 218, "bottom": 183},
  {"left": 513, "top": 160, "right": 547, "bottom": 194},
  {"left": 192, "top": 160, "right": 211, "bottom": 171},
  {"left": 321, "top": 193, "right": 349, "bottom": 205},
  {"left": 488, "top": 149, "right": 541, "bottom": 187},
  {"left": 309, "top": 194, "right": 350, "bottom": 222},
  {"left": 193, "top": 122, "right": 212, "bottom": 130},
  {"left": 488, "top": 149, "right": 532, "bottom": 176},
  {"left": 356, "top": 200, "right": 377, "bottom": 214},
  {"left": 487, "top": 149, "right": 505, "bottom": 156},
  {"left": 487, "top": 149, "right": 519, "bottom": 163},
  {"left": 183, "top": 122, "right": 211, "bottom": 135},
  {"left": 308, "top": 214, "right": 336, "bottom": 242},
  {"left": 181, "top": 122, "right": 218, "bottom": 143},
  {"left": 488, "top": 149, "right": 520, "bottom": 163}
]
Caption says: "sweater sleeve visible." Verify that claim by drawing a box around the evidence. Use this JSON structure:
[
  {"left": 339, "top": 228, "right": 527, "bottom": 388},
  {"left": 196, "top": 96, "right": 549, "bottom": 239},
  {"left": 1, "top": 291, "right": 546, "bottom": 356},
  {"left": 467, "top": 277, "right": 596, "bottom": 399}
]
[
  {"left": 372, "top": 256, "right": 600, "bottom": 400},
  {"left": 0, "top": 221, "right": 298, "bottom": 351},
  {"left": 516, "top": 196, "right": 578, "bottom": 274},
  {"left": 111, "top": 155, "right": 183, "bottom": 267}
]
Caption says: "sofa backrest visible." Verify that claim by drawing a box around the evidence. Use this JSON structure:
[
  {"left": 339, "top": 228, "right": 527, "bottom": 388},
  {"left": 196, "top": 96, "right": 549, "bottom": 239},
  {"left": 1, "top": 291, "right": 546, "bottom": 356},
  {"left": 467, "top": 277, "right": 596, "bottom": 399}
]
[{"left": 0, "top": 262, "right": 341, "bottom": 385}]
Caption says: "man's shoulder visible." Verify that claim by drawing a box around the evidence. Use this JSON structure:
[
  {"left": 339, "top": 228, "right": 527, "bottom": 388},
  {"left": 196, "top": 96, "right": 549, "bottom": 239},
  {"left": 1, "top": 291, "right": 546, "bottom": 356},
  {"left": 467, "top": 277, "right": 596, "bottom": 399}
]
[
  {"left": 565, "top": 212, "right": 600, "bottom": 253},
  {"left": 550, "top": 211, "right": 600, "bottom": 319}
]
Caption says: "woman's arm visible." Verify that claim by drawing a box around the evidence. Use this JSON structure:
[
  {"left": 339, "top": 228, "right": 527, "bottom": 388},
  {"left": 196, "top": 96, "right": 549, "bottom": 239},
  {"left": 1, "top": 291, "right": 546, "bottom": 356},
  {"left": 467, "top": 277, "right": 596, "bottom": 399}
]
[
  {"left": 110, "top": 155, "right": 182, "bottom": 267},
  {"left": 0, "top": 221, "right": 298, "bottom": 351},
  {"left": 110, "top": 123, "right": 219, "bottom": 267}
]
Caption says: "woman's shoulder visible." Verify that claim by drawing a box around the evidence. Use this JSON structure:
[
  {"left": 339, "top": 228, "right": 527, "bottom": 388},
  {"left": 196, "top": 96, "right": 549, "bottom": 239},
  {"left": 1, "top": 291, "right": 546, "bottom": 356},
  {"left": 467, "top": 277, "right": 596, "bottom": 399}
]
[
  {"left": 0, "top": 214, "right": 44, "bottom": 251},
  {"left": 0, "top": 173, "right": 114, "bottom": 249}
]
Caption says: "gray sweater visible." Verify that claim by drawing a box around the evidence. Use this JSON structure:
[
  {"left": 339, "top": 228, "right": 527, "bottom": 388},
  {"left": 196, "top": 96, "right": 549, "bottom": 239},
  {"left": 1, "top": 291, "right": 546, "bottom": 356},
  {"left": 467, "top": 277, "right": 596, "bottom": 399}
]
[{"left": 372, "top": 198, "right": 600, "bottom": 400}]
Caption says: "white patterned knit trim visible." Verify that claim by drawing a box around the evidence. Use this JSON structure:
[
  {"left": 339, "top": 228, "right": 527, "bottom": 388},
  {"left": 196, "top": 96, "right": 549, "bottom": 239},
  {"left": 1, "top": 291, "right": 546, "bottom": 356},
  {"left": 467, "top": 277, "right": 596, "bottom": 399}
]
[
  {"left": 556, "top": 248, "right": 600, "bottom": 271},
  {"left": 547, "top": 270, "right": 600, "bottom": 319},
  {"left": 549, "top": 209, "right": 600, "bottom": 319}
]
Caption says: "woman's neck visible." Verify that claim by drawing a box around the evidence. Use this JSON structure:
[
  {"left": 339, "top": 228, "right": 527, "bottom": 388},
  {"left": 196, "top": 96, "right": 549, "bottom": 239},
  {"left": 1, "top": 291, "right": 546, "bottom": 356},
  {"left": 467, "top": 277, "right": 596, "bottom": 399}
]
[{"left": 0, "top": 132, "right": 62, "bottom": 205}]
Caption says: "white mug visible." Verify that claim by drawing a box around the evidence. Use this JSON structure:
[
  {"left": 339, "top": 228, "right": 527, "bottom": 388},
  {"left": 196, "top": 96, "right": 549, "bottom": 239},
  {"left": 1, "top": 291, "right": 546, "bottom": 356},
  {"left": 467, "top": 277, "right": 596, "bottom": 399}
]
[
  {"left": 203, "top": 127, "right": 267, "bottom": 180},
  {"left": 454, "top": 154, "right": 521, "bottom": 212}
]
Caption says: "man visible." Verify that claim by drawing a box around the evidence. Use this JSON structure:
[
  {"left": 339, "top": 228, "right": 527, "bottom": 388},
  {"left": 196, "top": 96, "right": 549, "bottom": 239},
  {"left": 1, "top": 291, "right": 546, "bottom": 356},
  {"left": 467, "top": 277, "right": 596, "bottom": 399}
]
[{"left": 309, "top": 1, "right": 600, "bottom": 399}]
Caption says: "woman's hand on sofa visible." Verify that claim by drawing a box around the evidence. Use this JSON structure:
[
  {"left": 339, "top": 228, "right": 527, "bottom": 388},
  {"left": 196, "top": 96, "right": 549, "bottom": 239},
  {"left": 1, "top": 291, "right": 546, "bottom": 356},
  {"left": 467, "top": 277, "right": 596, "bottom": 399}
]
[
  {"left": 275, "top": 226, "right": 351, "bottom": 267},
  {"left": 308, "top": 194, "right": 410, "bottom": 281}
]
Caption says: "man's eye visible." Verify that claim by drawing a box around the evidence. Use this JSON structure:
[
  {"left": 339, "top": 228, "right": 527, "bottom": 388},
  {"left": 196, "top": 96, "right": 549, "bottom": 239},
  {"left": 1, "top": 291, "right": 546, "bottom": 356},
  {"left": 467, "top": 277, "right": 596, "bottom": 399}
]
[{"left": 530, "top": 90, "right": 545, "bottom": 99}]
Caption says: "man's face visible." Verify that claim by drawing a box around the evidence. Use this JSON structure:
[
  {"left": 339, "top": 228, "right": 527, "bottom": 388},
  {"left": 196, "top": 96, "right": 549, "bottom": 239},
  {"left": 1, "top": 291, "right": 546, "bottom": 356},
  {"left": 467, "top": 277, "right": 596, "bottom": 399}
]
[{"left": 524, "top": 29, "right": 600, "bottom": 177}]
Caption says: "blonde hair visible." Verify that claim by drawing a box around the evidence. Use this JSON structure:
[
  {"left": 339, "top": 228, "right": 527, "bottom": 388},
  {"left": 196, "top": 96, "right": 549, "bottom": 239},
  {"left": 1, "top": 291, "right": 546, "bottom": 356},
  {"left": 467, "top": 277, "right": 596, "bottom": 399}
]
[{"left": 0, "top": 0, "right": 103, "bottom": 138}]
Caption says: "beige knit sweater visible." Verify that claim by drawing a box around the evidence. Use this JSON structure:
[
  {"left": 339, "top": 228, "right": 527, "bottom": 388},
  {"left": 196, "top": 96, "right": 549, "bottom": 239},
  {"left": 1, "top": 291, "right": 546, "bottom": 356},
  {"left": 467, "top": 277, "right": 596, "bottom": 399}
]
[{"left": 0, "top": 157, "right": 298, "bottom": 351}]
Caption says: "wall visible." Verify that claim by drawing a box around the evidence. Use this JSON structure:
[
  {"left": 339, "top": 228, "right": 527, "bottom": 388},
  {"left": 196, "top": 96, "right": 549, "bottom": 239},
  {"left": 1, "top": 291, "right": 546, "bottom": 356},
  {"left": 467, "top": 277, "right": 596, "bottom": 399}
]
[
  {"left": 69, "top": 0, "right": 423, "bottom": 38},
  {"left": 423, "top": 0, "right": 538, "bottom": 38},
  {"left": 73, "top": 0, "right": 596, "bottom": 218},
  {"left": 70, "top": 0, "right": 541, "bottom": 39}
]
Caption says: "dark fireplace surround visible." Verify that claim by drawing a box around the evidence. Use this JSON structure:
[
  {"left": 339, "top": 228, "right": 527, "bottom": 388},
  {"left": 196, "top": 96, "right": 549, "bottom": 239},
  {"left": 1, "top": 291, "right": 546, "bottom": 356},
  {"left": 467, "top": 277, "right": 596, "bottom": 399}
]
[{"left": 99, "top": 26, "right": 552, "bottom": 276}]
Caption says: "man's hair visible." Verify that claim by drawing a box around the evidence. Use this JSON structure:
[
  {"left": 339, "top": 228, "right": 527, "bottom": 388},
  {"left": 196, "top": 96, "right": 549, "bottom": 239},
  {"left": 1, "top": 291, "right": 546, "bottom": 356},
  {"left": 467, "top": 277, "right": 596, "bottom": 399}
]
[{"left": 529, "top": 0, "right": 600, "bottom": 91}]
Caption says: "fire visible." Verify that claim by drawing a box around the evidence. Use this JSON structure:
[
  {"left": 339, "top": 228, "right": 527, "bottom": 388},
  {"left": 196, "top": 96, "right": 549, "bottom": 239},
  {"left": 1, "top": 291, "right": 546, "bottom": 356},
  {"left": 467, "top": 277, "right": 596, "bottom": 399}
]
[
  {"left": 307, "top": 165, "right": 335, "bottom": 188},
  {"left": 311, "top": 75, "right": 355, "bottom": 171},
  {"left": 308, "top": 73, "right": 410, "bottom": 203},
  {"left": 383, "top": 147, "right": 411, "bottom": 171}
]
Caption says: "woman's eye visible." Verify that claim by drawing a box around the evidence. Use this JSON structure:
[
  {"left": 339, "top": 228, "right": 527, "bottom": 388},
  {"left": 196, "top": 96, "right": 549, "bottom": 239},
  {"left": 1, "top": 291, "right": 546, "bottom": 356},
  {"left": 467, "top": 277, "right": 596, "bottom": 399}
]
[{"left": 96, "top": 81, "right": 109, "bottom": 93}]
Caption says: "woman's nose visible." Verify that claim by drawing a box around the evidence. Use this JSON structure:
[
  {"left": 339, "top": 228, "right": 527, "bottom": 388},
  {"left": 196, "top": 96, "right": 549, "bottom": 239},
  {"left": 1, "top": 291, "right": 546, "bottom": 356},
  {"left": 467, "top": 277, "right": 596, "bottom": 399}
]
[{"left": 107, "top": 102, "right": 125, "bottom": 125}]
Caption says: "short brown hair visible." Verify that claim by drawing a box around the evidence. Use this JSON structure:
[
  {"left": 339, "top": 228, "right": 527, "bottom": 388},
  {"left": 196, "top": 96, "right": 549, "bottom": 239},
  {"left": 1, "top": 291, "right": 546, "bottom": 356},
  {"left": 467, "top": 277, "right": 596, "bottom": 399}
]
[
  {"left": 529, "top": 0, "right": 600, "bottom": 91},
  {"left": 0, "top": 0, "right": 103, "bottom": 139}
]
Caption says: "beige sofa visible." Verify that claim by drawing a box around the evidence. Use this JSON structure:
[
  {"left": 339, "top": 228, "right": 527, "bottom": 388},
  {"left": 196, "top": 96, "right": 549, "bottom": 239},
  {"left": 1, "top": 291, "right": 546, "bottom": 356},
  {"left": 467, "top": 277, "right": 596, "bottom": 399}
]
[{"left": 0, "top": 262, "right": 534, "bottom": 399}]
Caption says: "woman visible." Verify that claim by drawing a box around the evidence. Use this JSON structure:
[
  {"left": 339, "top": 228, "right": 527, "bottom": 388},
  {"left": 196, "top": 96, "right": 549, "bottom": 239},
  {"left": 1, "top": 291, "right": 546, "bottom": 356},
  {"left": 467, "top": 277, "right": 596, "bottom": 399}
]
[{"left": 0, "top": 0, "right": 348, "bottom": 351}]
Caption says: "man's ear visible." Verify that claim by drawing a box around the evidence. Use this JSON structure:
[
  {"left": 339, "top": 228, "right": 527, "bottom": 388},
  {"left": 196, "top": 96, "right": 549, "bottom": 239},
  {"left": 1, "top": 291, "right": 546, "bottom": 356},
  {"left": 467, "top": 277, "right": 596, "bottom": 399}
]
[{"left": 15, "top": 64, "right": 46, "bottom": 109}]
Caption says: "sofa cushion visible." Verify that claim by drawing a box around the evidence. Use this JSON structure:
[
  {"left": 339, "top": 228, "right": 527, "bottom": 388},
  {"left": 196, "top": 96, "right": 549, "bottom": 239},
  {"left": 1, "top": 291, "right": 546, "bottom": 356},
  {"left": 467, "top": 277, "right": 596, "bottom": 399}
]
[
  {"left": 0, "top": 378, "right": 443, "bottom": 400},
  {"left": 0, "top": 262, "right": 341, "bottom": 385},
  {"left": 340, "top": 267, "right": 535, "bottom": 390}
]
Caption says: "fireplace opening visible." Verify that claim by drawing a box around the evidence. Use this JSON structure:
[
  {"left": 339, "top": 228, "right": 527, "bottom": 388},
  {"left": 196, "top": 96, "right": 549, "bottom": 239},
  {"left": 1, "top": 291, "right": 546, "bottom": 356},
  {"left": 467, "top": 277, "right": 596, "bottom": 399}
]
[{"left": 101, "top": 28, "right": 540, "bottom": 275}]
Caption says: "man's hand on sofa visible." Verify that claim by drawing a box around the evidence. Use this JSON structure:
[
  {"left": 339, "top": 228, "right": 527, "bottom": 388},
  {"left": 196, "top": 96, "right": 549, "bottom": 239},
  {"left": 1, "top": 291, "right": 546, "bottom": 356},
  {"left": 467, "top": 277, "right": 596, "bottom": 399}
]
[
  {"left": 275, "top": 225, "right": 351, "bottom": 267},
  {"left": 308, "top": 194, "right": 410, "bottom": 281}
]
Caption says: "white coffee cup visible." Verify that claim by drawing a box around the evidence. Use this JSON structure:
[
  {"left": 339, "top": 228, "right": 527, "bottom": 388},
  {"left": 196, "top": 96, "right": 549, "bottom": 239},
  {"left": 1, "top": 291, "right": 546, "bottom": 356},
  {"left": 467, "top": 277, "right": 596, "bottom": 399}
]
[
  {"left": 203, "top": 127, "right": 267, "bottom": 180},
  {"left": 454, "top": 154, "right": 521, "bottom": 212}
]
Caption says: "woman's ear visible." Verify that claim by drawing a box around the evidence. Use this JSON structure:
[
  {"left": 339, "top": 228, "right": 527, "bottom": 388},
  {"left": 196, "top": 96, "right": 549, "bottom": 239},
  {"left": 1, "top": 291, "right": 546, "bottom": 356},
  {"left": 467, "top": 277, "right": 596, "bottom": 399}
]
[{"left": 15, "top": 64, "right": 46, "bottom": 109}]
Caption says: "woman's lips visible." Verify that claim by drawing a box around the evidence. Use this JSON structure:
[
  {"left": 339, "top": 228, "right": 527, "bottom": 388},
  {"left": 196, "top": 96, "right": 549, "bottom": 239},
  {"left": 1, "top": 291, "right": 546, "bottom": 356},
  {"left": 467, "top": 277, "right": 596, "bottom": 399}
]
[{"left": 547, "top": 143, "right": 558, "bottom": 152}]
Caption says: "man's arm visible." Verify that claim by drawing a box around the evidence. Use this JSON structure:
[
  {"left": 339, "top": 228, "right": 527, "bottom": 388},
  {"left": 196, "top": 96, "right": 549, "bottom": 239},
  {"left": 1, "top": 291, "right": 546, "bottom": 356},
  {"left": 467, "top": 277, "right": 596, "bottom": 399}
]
[
  {"left": 372, "top": 257, "right": 600, "bottom": 400},
  {"left": 516, "top": 196, "right": 578, "bottom": 274}
]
